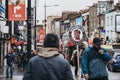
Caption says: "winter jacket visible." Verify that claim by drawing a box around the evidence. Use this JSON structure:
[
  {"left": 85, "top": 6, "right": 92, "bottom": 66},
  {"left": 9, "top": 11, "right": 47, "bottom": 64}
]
[
  {"left": 23, "top": 48, "right": 74, "bottom": 80},
  {"left": 81, "top": 47, "right": 111, "bottom": 79},
  {"left": 5, "top": 53, "right": 15, "bottom": 66}
]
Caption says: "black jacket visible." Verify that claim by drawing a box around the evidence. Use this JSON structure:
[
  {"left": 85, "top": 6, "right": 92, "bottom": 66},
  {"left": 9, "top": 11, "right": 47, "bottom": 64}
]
[
  {"left": 5, "top": 53, "right": 15, "bottom": 66},
  {"left": 23, "top": 48, "right": 74, "bottom": 80}
]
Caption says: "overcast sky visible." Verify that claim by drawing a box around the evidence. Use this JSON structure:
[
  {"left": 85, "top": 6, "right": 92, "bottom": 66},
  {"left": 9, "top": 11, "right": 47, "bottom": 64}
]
[{"left": 34, "top": 0, "right": 118, "bottom": 24}]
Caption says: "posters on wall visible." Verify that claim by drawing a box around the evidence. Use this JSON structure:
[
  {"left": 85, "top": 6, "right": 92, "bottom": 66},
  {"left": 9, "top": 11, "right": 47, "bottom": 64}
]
[{"left": 75, "top": 17, "right": 82, "bottom": 27}]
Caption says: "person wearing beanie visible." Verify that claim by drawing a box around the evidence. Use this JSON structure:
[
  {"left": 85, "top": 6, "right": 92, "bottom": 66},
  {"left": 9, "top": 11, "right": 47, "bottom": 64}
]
[
  {"left": 23, "top": 33, "right": 74, "bottom": 80},
  {"left": 81, "top": 37, "right": 111, "bottom": 80}
]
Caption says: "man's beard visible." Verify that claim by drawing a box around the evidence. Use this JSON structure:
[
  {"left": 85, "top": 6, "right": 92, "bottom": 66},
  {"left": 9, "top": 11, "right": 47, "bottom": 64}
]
[{"left": 94, "top": 45, "right": 101, "bottom": 50}]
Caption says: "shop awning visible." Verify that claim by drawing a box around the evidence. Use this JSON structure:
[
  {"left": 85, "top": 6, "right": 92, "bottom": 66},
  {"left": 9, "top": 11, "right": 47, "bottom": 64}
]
[
  {"left": 15, "top": 40, "right": 27, "bottom": 45},
  {"left": 67, "top": 41, "right": 75, "bottom": 47},
  {"left": 0, "top": 15, "right": 7, "bottom": 21}
]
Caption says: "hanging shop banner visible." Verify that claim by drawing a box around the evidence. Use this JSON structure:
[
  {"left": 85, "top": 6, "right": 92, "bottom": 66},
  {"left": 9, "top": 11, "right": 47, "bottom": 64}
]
[
  {"left": 8, "top": 0, "right": 26, "bottom": 21},
  {"left": 68, "top": 26, "right": 85, "bottom": 45},
  {"left": 0, "top": 4, "right": 5, "bottom": 13},
  {"left": 39, "top": 28, "right": 45, "bottom": 45}
]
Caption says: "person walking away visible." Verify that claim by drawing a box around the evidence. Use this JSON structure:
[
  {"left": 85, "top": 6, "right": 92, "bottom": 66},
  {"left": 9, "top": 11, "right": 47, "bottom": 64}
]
[
  {"left": 4, "top": 49, "right": 15, "bottom": 78},
  {"left": 71, "top": 43, "right": 87, "bottom": 78},
  {"left": 23, "top": 33, "right": 74, "bottom": 80},
  {"left": 71, "top": 45, "right": 78, "bottom": 77},
  {"left": 81, "top": 37, "right": 111, "bottom": 80}
]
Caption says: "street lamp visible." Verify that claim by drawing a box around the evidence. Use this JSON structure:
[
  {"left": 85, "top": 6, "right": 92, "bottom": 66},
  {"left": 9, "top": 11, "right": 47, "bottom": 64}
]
[
  {"left": 34, "top": 0, "right": 37, "bottom": 50},
  {"left": 44, "top": 1, "right": 59, "bottom": 35},
  {"left": 27, "top": 0, "right": 32, "bottom": 61},
  {"left": 34, "top": 0, "right": 40, "bottom": 50}
]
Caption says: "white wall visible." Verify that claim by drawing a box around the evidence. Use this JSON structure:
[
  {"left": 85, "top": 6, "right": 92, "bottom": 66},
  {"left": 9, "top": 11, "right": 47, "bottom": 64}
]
[
  {"left": 55, "top": 21, "right": 60, "bottom": 38},
  {"left": 105, "top": 10, "right": 120, "bottom": 42}
]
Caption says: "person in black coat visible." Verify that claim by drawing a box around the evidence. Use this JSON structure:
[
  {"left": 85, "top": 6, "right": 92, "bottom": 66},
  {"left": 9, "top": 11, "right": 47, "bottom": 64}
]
[
  {"left": 4, "top": 49, "right": 15, "bottom": 78},
  {"left": 23, "top": 33, "right": 74, "bottom": 80}
]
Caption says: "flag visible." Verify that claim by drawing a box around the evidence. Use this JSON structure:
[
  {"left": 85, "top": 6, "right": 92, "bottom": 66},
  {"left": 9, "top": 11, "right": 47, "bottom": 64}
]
[{"left": 0, "top": 4, "right": 5, "bottom": 13}]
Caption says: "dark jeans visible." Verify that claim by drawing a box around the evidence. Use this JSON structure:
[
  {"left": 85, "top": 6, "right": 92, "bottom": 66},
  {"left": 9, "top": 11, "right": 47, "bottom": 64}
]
[
  {"left": 88, "top": 77, "right": 108, "bottom": 80},
  {"left": 6, "top": 64, "right": 14, "bottom": 78},
  {"left": 74, "top": 55, "right": 78, "bottom": 76},
  {"left": 74, "top": 62, "right": 78, "bottom": 76}
]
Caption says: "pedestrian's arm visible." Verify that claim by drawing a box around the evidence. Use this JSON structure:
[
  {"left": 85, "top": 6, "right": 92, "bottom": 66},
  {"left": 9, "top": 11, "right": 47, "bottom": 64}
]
[
  {"left": 11, "top": 55, "right": 15, "bottom": 64},
  {"left": 70, "top": 53, "right": 74, "bottom": 61},
  {"left": 81, "top": 50, "right": 89, "bottom": 75},
  {"left": 101, "top": 49, "right": 111, "bottom": 61},
  {"left": 22, "top": 61, "right": 32, "bottom": 80},
  {"left": 4, "top": 55, "right": 7, "bottom": 60}
]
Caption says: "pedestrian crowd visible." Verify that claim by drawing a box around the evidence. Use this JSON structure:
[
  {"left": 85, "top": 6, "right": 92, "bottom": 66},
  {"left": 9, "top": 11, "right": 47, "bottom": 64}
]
[
  {"left": 3, "top": 33, "right": 111, "bottom": 80},
  {"left": 4, "top": 49, "right": 38, "bottom": 79}
]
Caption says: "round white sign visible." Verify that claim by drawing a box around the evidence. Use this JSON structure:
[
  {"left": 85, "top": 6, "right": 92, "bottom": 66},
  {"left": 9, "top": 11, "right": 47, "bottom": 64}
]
[{"left": 68, "top": 26, "right": 85, "bottom": 45}]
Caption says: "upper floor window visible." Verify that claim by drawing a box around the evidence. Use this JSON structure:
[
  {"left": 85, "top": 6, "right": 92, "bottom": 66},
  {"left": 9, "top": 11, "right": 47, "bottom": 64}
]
[
  {"left": 94, "top": 11, "right": 96, "bottom": 15},
  {"left": 101, "top": 20, "right": 104, "bottom": 27},
  {"left": 94, "top": 21, "right": 96, "bottom": 27},
  {"left": 107, "top": 17, "right": 109, "bottom": 26},
  {"left": 110, "top": 16, "right": 113, "bottom": 26}
]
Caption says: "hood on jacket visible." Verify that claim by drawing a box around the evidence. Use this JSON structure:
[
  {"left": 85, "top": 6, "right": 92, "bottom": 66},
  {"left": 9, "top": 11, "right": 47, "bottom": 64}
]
[{"left": 38, "top": 48, "right": 60, "bottom": 58}]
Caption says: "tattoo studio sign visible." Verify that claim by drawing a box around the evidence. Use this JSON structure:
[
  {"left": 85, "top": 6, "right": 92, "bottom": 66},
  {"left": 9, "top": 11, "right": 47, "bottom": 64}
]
[{"left": 68, "top": 26, "right": 85, "bottom": 45}]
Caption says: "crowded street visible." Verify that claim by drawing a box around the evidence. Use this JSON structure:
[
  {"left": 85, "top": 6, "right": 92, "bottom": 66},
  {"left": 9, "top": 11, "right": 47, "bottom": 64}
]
[
  {"left": 1, "top": 0, "right": 120, "bottom": 80},
  {"left": 0, "top": 65, "right": 120, "bottom": 80}
]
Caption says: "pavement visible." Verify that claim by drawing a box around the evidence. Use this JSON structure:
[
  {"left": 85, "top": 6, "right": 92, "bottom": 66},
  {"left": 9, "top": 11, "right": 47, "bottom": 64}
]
[
  {"left": 71, "top": 66, "right": 85, "bottom": 80},
  {"left": 0, "top": 65, "right": 23, "bottom": 80},
  {"left": 0, "top": 65, "right": 84, "bottom": 80},
  {"left": 0, "top": 76, "right": 23, "bottom": 80}
]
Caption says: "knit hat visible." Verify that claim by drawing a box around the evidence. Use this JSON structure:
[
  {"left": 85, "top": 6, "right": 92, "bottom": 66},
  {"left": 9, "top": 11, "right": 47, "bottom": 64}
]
[{"left": 93, "top": 37, "right": 102, "bottom": 46}]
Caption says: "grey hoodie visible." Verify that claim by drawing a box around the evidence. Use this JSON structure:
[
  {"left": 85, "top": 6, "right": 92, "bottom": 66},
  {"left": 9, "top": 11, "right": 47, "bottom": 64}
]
[{"left": 38, "top": 48, "right": 62, "bottom": 58}]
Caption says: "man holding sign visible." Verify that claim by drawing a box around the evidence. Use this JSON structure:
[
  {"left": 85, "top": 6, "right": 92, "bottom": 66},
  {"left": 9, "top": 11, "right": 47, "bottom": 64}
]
[{"left": 69, "top": 26, "right": 85, "bottom": 80}]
